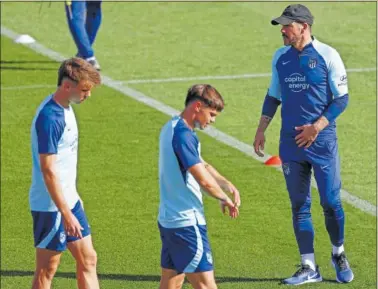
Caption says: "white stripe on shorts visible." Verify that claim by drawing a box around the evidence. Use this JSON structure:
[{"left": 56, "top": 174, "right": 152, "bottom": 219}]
[
  {"left": 184, "top": 224, "right": 203, "bottom": 273},
  {"left": 37, "top": 212, "right": 62, "bottom": 249}
]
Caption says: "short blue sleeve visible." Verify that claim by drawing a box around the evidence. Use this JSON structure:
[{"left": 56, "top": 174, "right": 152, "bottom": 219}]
[
  {"left": 267, "top": 46, "right": 290, "bottom": 101},
  {"left": 35, "top": 110, "right": 65, "bottom": 154},
  {"left": 172, "top": 129, "right": 201, "bottom": 171}
]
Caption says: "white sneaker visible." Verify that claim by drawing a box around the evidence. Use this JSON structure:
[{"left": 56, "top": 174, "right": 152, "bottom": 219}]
[{"left": 86, "top": 56, "right": 101, "bottom": 71}]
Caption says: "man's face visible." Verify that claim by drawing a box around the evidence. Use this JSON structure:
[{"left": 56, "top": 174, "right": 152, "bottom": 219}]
[
  {"left": 194, "top": 103, "right": 219, "bottom": 130},
  {"left": 68, "top": 80, "right": 93, "bottom": 104},
  {"left": 280, "top": 22, "right": 304, "bottom": 46}
]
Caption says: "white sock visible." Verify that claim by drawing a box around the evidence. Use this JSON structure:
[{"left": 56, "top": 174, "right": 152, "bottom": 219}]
[
  {"left": 332, "top": 244, "right": 344, "bottom": 256},
  {"left": 301, "top": 253, "right": 316, "bottom": 271},
  {"left": 86, "top": 56, "right": 96, "bottom": 61}
]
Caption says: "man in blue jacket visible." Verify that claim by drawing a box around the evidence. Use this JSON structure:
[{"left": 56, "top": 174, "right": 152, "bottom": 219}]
[{"left": 253, "top": 4, "right": 353, "bottom": 285}]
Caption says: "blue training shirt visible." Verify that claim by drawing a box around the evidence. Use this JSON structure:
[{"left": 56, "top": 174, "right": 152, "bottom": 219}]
[
  {"left": 29, "top": 95, "right": 80, "bottom": 212},
  {"left": 158, "top": 116, "right": 206, "bottom": 228},
  {"left": 268, "top": 37, "right": 348, "bottom": 140}
]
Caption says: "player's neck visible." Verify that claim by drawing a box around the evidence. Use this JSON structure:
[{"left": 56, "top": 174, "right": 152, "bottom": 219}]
[
  {"left": 180, "top": 111, "right": 195, "bottom": 130},
  {"left": 293, "top": 35, "right": 312, "bottom": 51},
  {"left": 53, "top": 90, "right": 70, "bottom": 108}
]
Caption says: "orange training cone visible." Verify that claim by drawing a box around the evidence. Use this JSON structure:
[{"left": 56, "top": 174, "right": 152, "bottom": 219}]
[{"left": 264, "top": 155, "right": 282, "bottom": 166}]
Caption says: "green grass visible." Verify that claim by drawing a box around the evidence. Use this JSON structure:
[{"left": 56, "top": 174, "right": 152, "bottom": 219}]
[
  {"left": 1, "top": 2, "right": 377, "bottom": 289},
  {"left": 1, "top": 2, "right": 376, "bottom": 204}
]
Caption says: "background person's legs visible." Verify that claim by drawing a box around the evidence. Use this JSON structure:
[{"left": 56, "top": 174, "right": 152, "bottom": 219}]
[
  {"left": 65, "top": 1, "right": 94, "bottom": 59},
  {"left": 85, "top": 1, "right": 102, "bottom": 46}
]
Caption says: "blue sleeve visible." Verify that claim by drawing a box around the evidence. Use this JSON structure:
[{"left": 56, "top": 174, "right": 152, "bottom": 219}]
[
  {"left": 323, "top": 94, "right": 349, "bottom": 123},
  {"left": 262, "top": 93, "right": 281, "bottom": 118},
  {"left": 172, "top": 130, "right": 201, "bottom": 170},
  {"left": 35, "top": 112, "right": 65, "bottom": 154},
  {"left": 267, "top": 49, "right": 283, "bottom": 101}
]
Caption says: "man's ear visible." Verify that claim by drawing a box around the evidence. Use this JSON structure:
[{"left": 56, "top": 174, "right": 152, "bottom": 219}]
[
  {"left": 61, "top": 79, "right": 72, "bottom": 91},
  {"left": 302, "top": 23, "right": 309, "bottom": 34},
  {"left": 194, "top": 100, "right": 202, "bottom": 112}
]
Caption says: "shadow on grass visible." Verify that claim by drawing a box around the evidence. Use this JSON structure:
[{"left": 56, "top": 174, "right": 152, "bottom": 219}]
[
  {"left": 1, "top": 270, "right": 338, "bottom": 284},
  {"left": 0, "top": 66, "right": 56, "bottom": 71},
  {"left": 1, "top": 60, "right": 57, "bottom": 64},
  {"left": 1, "top": 60, "right": 58, "bottom": 71}
]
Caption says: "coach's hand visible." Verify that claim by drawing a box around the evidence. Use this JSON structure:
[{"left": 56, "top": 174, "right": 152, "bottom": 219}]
[
  {"left": 63, "top": 212, "right": 83, "bottom": 239},
  {"left": 295, "top": 124, "right": 319, "bottom": 148},
  {"left": 253, "top": 131, "right": 266, "bottom": 157}
]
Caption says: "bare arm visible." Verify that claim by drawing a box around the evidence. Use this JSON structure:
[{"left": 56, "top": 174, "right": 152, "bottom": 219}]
[
  {"left": 188, "top": 163, "right": 239, "bottom": 218},
  {"left": 256, "top": 115, "right": 273, "bottom": 133},
  {"left": 313, "top": 116, "right": 329, "bottom": 132},
  {"left": 40, "top": 154, "right": 83, "bottom": 238},
  {"left": 188, "top": 163, "right": 230, "bottom": 202},
  {"left": 201, "top": 158, "right": 241, "bottom": 207},
  {"left": 40, "top": 154, "right": 71, "bottom": 215},
  {"left": 253, "top": 115, "right": 272, "bottom": 157}
]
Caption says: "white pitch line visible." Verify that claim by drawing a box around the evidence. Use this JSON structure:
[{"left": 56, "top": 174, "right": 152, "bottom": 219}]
[
  {"left": 121, "top": 68, "right": 376, "bottom": 85},
  {"left": 1, "top": 26, "right": 376, "bottom": 217},
  {"left": 3, "top": 66, "right": 377, "bottom": 91}
]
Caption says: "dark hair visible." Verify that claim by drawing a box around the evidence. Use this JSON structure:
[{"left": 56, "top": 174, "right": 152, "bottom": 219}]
[
  {"left": 185, "top": 84, "right": 224, "bottom": 112},
  {"left": 57, "top": 57, "right": 101, "bottom": 86}
]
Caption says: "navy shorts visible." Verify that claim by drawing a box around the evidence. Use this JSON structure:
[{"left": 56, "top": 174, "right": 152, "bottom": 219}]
[
  {"left": 31, "top": 201, "right": 91, "bottom": 252},
  {"left": 158, "top": 223, "right": 214, "bottom": 273}
]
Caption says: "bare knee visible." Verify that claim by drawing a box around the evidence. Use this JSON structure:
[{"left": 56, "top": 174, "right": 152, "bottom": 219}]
[
  {"left": 35, "top": 260, "right": 60, "bottom": 281},
  {"left": 44, "top": 264, "right": 59, "bottom": 280},
  {"left": 77, "top": 249, "right": 97, "bottom": 271}
]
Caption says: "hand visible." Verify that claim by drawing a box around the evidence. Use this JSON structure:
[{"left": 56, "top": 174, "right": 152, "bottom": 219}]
[
  {"left": 220, "top": 198, "right": 239, "bottom": 219},
  {"left": 253, "top": 131, "right": 265, "bottom": 157},
  {"left": 221, "top": 181, "right": 241, "bottom": 207},
  {"left": 295, "top": 124, "right": 319, "bottom": 148},
  {"left": 62, "top": 212, "right": 83, "bottom": 239}
]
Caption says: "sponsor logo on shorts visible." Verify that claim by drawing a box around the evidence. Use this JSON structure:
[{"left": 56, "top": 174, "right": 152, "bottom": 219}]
[
  {"left": 59, "top": 232, "right": 66, "bottom": 243},
  {"left": 206, "top": 252, "right": 213, "bottom": 264}
]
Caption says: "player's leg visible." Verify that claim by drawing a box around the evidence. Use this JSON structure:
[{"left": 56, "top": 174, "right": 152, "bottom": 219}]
[
  {"left": 159, "top": 223, "right": 215, "bottom": 289},
  {"left": 65, "top": 1, "right": 94, "bottom": 59},
  {"left": 67, "top": 236, "right": 99, "bottom": 289},
  {"left": 281, "top": 160, "right": 322, "bottom": 285},
  {"left": 31, "top": 210, "right": 66, "bottom": 289},
  {"left": 32, "top": 249, "right": 62, "bottom": 289},
  {"left": 66, "top": 201, "right": 99, "bottom": 289},
  {"left": 85, "top": 1, "right": 102, "bottom": 45},
  {"left": 176, "top": 224, "right": 216, "bottom": 289},
  {"left": 312, "top": 140, "right": 353, "bottom": 283},
  {"left": 159, "top": 223, "right": 185, "bottom": 289},
  {"left": 186, "top": 271, "right": 217, "bottom": 289},
  {"left": 160, "top": 268, "right": 185, "bottom": 289}
]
